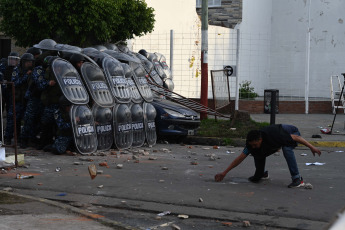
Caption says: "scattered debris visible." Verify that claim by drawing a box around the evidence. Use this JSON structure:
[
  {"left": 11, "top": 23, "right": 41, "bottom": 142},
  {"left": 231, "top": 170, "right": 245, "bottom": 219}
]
[
  {"left": 191, "top": 161, "right": 198, "bottom": 165},
  {"left": 202, "top": 147, "right": 210, "bottom": 150},
  {"left": 187, "top": 146, "right": 193, "bottom": 149},
  {"left": 312, "top": 134, "right": 322, "bottom": 138},
  {"left": 97, "top": 185, "right": 104, "bottom": 189},
  {"left": 116, "top": 164, "right": 123, "bottom": 169},
  {"left": 171, "top": 224, "right": 181, "bottom": 230},
  {"left": 3, "top": 187, "right": 13, "bottom": 192},
  {"left": 243, "top": 220, "right": 251, "bottom": 227},
  {"left": 301, "top": 153, "right": 307, "bottom": 156},
  {"left": 149, "top": 157, "right": 157, "bottom": 160},
  {"left": 191, "top": 152, "right": 197, "bottom": 155},
  {"left": 80, "top": 158, "right": 94, "bottom": 162},
  {"left": 306, "top": 162, "right": 325, "bottom": 166},
  {"left": 132, "top": 155, "right": 139, "bottom": 160},
  {"left": 97, "top": 170, "right": 103, "bottom": 174},
  {"left": 199, "top": 198, "right": 204, "bottom": 202},
  {"left": 213, "top": 146, "right": 219, "bottom": 149},
  {"left": 178, "top": 214, "right": 189, "bottom": 219},
  {"left": 55, "top": 167, "right": 61, "bottom": 172},
  {"left": 157, "top": 211, "right": 171, "bottom": 216},
  {"left": 16, "top": 173, "right": 34, "bottom": 179},
  {"left": 209, "top": 154, "right": 217, "bottom": 161},
  {"left": 222, "top": 222, "right": 233, "bottom": 227},
  {"left": 37, "top": 183, "right": 43, "bottom": 186},
  {"left": 161, "top": 167, "right": 168, "bottom": 170},
  {"left": 56, "top": 193, "right": 67, "bottom": 196},
  {"left": 304, "top": 183, "right": 313, "bottom": 189},
  {"left": 159, "top": 180, "right": 165, "bottom": 183},
  {"left": 161, "top": 148, "right": 170, "bottom": 153},
  {"left": 99, "top": 162, "right": 108, "bottom": 167},
  {"left": 335, "top": 150, "right": 344, "bottom": 153},
  {"left": 320, "top": 128, "right": 331, "bottom": 134},
  {"left": 230, "top": 128, "right": 236, "bottom": 131},
  {"left": 73, "top": 162, "right": 82, "bottom": 165},
  {"left": 88, "top": 164, "right": 97, "bottom": 180}
]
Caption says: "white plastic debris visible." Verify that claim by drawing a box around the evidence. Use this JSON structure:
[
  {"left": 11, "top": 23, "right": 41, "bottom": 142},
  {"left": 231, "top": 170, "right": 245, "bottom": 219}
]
[
  {"left": 157, "top": 211, "right": 171, "bottom": 216},
  {"left": 301, "top": 153, "right": 307, "bottom": 156},
  {"left": 306, "top": 162, "right": 325, "bottom": 166}
]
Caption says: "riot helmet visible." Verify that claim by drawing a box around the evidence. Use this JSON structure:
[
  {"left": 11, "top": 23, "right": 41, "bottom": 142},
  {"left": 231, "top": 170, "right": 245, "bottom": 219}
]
[
  {"left": 138, "top": 49, "right": 148, "bottom": 58},
  {"left": 8, "top": 52, "right": 20, "bottom": 67},
  {"left": 69, "top": 53, "right": 85, "bottom": 69},
  {"left": 93, "top": 45, "right": 107, "bottom": 52},
  {"left": 117, "top": 45, "right": 129, "bottom": 53},
  {"left": 26, "top": 47, "right": 42, "bottom": 57},
  {"left": 104, "top": 43, "right": 119, "bottom": 51},
  {"left": 20, "top": 53, "right": 35, "bottom": 71},
  {"left": 33, "top": 39, "right": 57, "bottom": 51}
]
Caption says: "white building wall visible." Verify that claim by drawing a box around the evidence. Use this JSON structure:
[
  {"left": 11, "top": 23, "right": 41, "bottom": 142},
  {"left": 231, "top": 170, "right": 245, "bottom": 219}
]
[
  {"left": 131, "top": 0, "right": 233, "bottom": 98},
  {"left": 238, "top": 0, "right": 272, "bottom": 96}
]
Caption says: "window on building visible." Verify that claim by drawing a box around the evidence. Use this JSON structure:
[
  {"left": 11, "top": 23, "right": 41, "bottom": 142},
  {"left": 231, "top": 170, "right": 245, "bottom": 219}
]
[{"left": 196, "top": 0, "right": 221, "bottom": 8}]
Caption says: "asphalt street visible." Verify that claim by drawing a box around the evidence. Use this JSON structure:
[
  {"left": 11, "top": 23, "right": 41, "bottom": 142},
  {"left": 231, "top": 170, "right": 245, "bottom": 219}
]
[{"left": 1, "top": 141, "right": 344, "bottom": 230}]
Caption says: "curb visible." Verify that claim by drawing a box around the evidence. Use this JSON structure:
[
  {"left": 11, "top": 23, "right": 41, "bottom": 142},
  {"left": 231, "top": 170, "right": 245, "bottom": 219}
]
[
  {"left": 186, "top": 136, "right": 345, "bottom": 148},
  {"left": 0, "top": 190, "right": 138, "bottom": 230}
]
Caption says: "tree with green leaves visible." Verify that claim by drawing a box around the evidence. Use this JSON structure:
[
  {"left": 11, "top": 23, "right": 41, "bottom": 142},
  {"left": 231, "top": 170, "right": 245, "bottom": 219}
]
[{"left": 0, "top": 0, "right": 155, "bottom": 47}]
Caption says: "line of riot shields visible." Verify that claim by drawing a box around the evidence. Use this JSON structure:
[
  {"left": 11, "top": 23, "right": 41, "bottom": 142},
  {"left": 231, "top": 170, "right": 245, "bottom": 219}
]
[{"left": 32, "top": 40, "right": 173, "bottom": 155}]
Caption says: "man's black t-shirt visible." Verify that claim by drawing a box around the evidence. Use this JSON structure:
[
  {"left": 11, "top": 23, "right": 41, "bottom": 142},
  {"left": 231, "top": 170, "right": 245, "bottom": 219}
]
[{"left": 244, "top": 124, "right": 297, "bottom": 159}]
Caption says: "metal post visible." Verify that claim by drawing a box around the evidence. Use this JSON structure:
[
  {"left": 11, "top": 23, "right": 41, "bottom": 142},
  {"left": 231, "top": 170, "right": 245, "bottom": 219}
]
[
  {"left": 200, "top": 0, "right": 208, "bottom": 120},
  {"left": 235, "top": 29, "right": 240, "bottom": 111},
  {"left": 270, "top": 90, "right": 277, "bottom": 125},
  {"left": 305, "top": 0, "right": 311, "bottom": 114},
  {"left": 170, "top": 30, "right": 174, "bottom": 77}
]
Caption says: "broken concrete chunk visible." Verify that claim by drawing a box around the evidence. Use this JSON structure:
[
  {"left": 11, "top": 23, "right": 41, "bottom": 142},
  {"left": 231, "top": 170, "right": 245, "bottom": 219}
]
[
  {"left": 116, "top": 164, "right": 123, "bottom": 169},
  {"left": 171, "top": 224, "right": 181, "bottom": 230},
  {"left": 88, "top": 164, "right": 97, "bottom": 180},
  {"left": 3, "top": 187, "right": 13, "bottom": 192},
  {"left": 243, "top": 221, "right": 251, "bottom": 227},
  {"left": 178, "top": 214, "right": 189, "bottom": 219},
  {"left": 304, "top": 183, "right": 313, "bottom": 189}
]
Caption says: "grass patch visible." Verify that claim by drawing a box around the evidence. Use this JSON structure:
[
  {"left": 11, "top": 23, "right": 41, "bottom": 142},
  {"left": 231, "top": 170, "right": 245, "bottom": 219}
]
[
  {"left": 197, "top": 118, "right": 269, "bottom": 140},
  {"left": 0, "top": 193, "right": 30, "bottom": 204}
]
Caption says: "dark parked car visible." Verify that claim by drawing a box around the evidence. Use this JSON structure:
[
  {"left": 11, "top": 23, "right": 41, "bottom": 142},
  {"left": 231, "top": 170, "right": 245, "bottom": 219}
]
[{"left": 152, "top": 98, "right": 200, "bottom": 139}]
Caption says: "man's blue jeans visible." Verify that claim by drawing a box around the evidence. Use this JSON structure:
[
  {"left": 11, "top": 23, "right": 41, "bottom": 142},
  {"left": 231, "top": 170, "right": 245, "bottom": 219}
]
[{"left": 282, "top": 146, "right": 300, "bottom": 180}]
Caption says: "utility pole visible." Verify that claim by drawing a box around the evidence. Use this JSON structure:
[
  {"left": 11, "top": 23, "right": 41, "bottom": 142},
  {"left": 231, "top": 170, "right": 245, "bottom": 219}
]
[{"left": 200, "top": 0, "right": 208, "bottom": 120}]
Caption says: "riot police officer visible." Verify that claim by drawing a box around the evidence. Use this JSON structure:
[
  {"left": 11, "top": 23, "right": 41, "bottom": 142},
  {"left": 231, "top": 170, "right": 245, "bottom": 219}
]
[
  {"left": 44, "top": 96, "right": 74, "bottom": 154},
  {"left": 4, "top": 53, "right": 34, "bottom": 145},
  {"left": 20, "top": 47, "right": 45, "bottom": 148},
  {"left": 37, "top": 56, "right": 62, "bottom": 149}
]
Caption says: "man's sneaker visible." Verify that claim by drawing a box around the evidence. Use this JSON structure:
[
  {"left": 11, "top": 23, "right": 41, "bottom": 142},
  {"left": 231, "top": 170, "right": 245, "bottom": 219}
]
[
  {"left": 262, "top": 171, "right": 269, "bottom": 180},
  {"left": 288, "top": 177, "right": 305, "bottom": 188},
  {"left": 248, "top": 171, "right": 269, "bottom": 183}
]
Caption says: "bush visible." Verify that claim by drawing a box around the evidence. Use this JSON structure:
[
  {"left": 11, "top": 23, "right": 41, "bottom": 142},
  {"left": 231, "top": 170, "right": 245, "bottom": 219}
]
[{"left": 239, "top": 80, "right": 258, "bottom": 99}]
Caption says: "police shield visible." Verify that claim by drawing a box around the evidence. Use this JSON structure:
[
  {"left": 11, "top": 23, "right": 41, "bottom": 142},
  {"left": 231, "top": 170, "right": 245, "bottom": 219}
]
[
  {"left": 130, "top": 62, "right": 154, "bottom": 103},
  {"left": 135, "top": 53, "right": 164, "bottom": 87},
  {"left": 92, "top": 104, "right": 113, "bottom": 151},
  {"left": 52, "top": 58, "right": 89, "bottom": 105},
  {"left": 80, "top": 62, "right": 114, "bottom": 107},
  {"left": 143, "top": 102, "right": 157, "bottom": 146},
  {"left": 130, "top": 103, "right": 145, "bottom": 148},
  {"left": 102, "top": 57, "right": 131, "bottom": 103},
  {"left": 70, "top": 105, "right": 98, "bottom": 154},
  {"left": 155, "top": 52, "right": 173, "bottom": 79},
  {"left": 121, "top": 63, "right": 143, "bottom": 104},
  {"left": 113, "top": 104, "right": 133, "bottom": 149}
]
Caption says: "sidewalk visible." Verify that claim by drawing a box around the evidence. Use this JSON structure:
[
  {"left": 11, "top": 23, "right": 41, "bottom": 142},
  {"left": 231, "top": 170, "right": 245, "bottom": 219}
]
[
  {"left": 250, "top": 113, "right": 345, "bottom": 146},
  {"left": 0, "top": 190, "right": 134, "bottom": 230}
]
